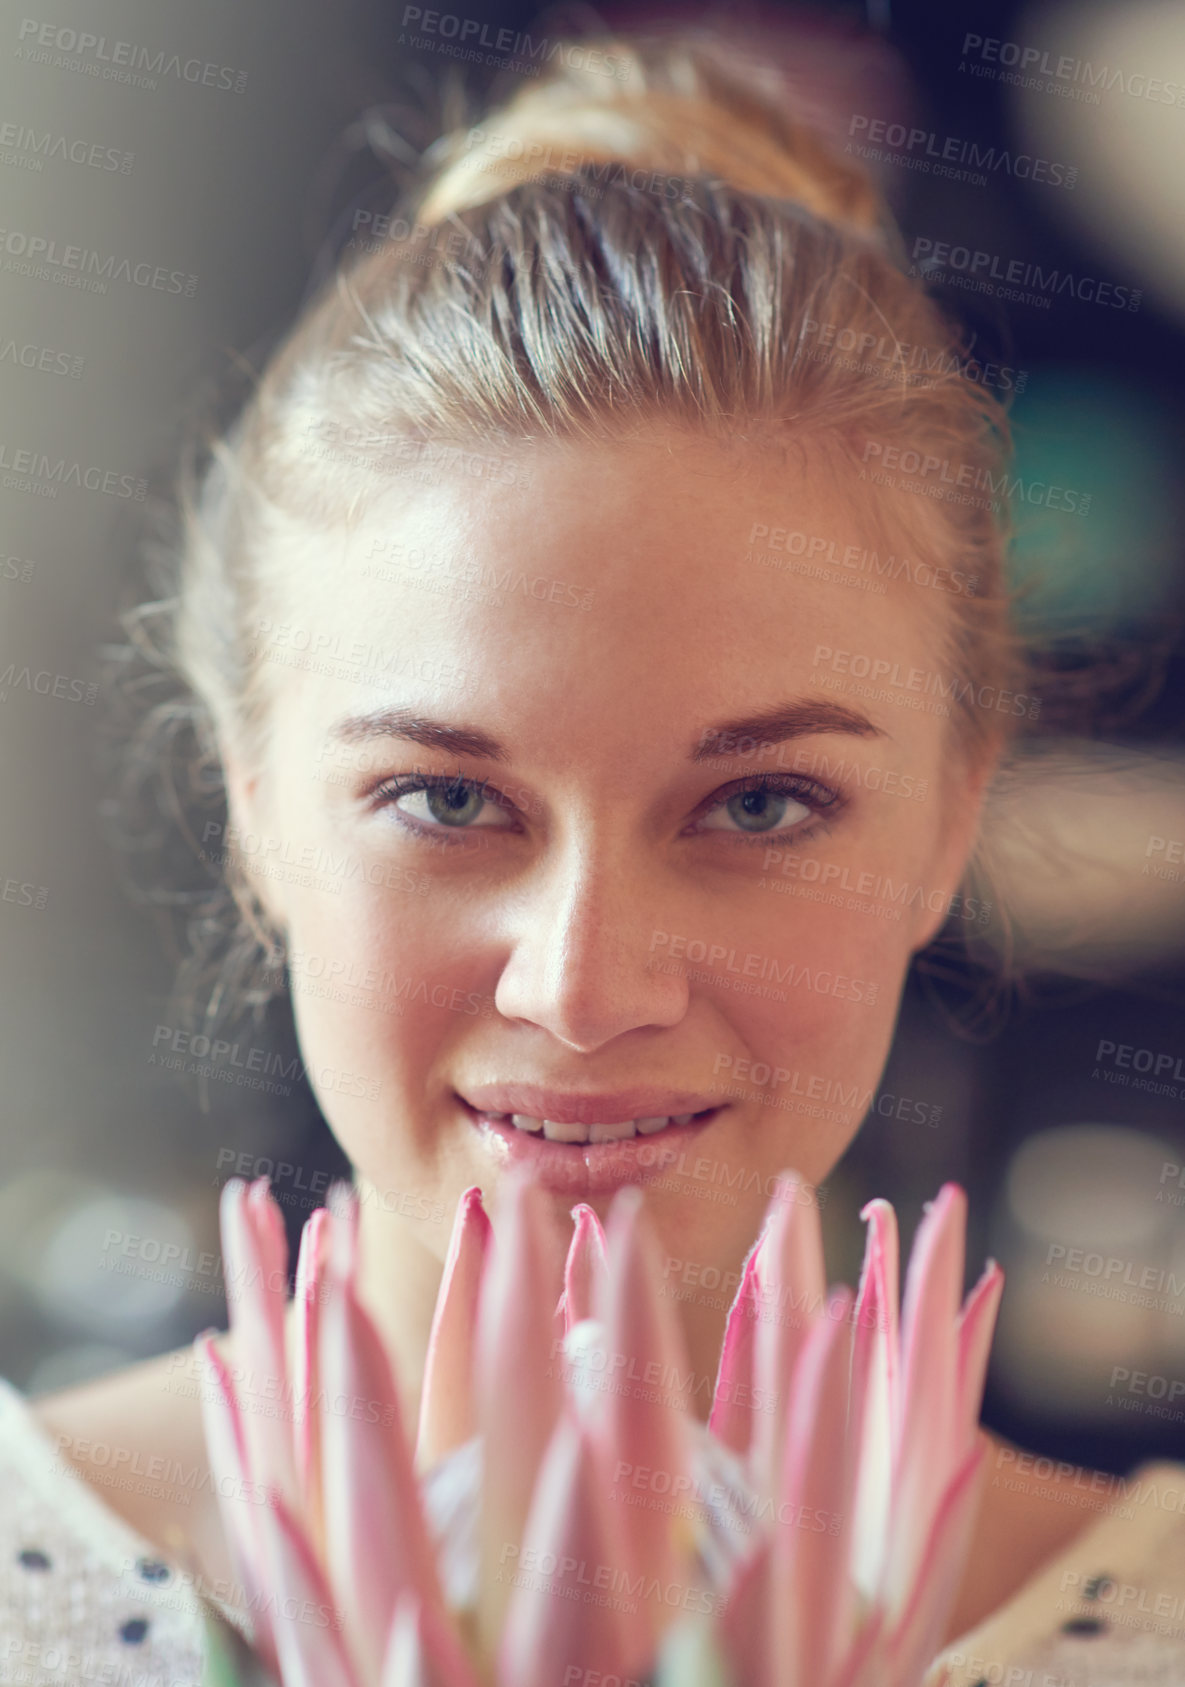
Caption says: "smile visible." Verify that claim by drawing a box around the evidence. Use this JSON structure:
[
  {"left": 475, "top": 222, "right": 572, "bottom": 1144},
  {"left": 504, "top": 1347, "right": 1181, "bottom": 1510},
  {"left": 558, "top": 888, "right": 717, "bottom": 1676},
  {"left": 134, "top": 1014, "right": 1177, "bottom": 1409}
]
[
  {"left": 478, "top": 1110, "right": 713, "bottom": 1144},
  {"left": 454, "top": 1087, "right": 726, "bottom": 1193}
]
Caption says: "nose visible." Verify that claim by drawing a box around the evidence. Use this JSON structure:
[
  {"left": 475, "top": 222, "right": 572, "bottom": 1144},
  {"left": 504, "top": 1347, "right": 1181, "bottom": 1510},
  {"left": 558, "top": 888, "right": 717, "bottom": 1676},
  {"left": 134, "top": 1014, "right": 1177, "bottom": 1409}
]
[{"left": 493, "top": 846, "right": 690, "bottom": 1053}]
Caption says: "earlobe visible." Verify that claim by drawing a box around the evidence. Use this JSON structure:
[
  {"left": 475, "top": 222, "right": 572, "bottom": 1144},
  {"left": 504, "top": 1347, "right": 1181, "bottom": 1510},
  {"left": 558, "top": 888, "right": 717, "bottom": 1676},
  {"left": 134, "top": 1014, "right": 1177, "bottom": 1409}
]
[
  {"left": 222, "top": 745, "right": 259, "bottom": 836},
  {"left": 219, "top": 746, "right": 287, "bottom": 938},
  {"left": 911, "top": 752, "right": 997, "bottom": 954}
]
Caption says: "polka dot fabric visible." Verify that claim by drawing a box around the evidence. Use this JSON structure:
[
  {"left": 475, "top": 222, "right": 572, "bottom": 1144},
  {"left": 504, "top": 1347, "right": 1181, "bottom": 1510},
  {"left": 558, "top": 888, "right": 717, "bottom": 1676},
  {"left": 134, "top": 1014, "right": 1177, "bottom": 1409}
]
[
  {"left": 0, "top": 1378, "right": 210, "bottom": 1686},
  {"left": 935, "top": 1461, "right": 1185, "bottom": 1687}
]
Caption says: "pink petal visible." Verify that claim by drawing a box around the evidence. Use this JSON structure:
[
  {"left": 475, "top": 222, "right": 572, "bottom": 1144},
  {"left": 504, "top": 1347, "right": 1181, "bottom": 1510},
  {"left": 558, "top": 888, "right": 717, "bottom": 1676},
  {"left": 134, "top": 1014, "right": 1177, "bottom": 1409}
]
[
  {"left": 497, "top": 1414, "right": 649, "bottom": 1687},
  {"left": 220, "top": 1178, "right": 298, "bottom": 1510},
  {"left": 887, "top": 1185, "right": 965, "bottom": 1614},
  {"left": 416, "top": 1187, "right": 492, "bottom": 1471},
  {"left": 854, "top": 1197, "right": 900, "bottom": 1407},
  {"left": 474, "top": 1171, "right": 566, "bottom": 1661},
  {"left": 380, "top": 1592, "right": 485, "bottom": 1687},
  {"left": 885, "top": 1437, "right": 989, "bottom": 1687},
  {"left": 830, "top": 1607, "right": 887, "bottom": 1687},
  {"left": 560, "top": 1202, "right": 607, "bottom": 1331},
  {"left": 292, "top": 1206, "right": 330, "bottom": 1530},
  {"left": 258, "top": 1490, "right": 360, "bottom": 1687},
  {"left": 750, "top": 1173, "right": 827, "bottom": 1491},
  {"left": 849, "top": 1198, "right": 901, "bottom": 1601},
  {"left": 597, "top": 1186, "right": 699, "bottom": 1639},
  {"left": 955, "top": 1260, "right": 1004, "bottom": 1446},
  {"left": 709, "top": 1242, "right": 763, "bottom": 1458},
  {"left": 194, "top": 1331, "right": 279, "bottom": 1677},
  {"left": 318, "top": 1192, "right": 445, "bottom": 1682},
  {"left": 720, "top": 1539, "right": 774, "bottom": 1687},
  {"left": 771, "top": 1289, "right": 859, "bottom": 1687}
]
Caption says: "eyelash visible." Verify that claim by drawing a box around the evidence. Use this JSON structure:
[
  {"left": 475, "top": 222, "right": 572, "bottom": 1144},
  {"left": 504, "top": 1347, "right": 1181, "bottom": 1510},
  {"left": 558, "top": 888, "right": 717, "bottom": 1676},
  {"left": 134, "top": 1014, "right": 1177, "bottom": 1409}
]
[{"left": 369, "top": 768, "right": 842, "bottom": 848}]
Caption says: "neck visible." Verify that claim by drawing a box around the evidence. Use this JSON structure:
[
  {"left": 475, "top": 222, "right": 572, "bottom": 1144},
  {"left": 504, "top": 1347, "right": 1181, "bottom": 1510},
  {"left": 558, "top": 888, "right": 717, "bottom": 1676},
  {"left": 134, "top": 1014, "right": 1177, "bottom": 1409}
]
[{"left": 353, "top": 1175, "right": 447, "bottom": 1430}]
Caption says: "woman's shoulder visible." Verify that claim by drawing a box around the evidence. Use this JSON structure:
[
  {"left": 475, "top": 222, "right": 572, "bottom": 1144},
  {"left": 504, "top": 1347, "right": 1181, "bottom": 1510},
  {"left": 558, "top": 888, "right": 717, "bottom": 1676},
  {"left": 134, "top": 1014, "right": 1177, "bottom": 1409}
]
[
  {"left": 937, "top": 1438, "right": 1185, "bottom": 1685},
  {"left": 0, "top": 1372, "right": 215, "bottom": 1685}
]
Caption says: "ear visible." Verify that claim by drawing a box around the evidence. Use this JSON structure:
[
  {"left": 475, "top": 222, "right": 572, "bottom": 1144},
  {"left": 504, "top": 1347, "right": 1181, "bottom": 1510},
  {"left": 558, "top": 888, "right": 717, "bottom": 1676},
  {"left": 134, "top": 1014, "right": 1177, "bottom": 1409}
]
[
  {"left": 222, "top": 742, "right": 262, "bottom": 841},
  {"left": 909, "top": 745, "right": 999, "bottom": 954},
  {"left": 220, "top": 745, "right": 287, "bottom": 934}
]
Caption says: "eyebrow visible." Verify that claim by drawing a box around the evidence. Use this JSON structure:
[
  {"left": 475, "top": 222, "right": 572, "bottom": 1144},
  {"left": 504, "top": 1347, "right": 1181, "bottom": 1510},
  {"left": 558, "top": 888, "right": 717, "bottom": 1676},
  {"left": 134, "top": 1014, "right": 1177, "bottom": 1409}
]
[
  {"left": 328, "top": 699, "right": 884, "bottom": 761},
  {"left": 329, "top": 708, "right": 508, "bottom": 761},
  {"left": 690, "top": 701, "right": 885, "bottom": 759}
]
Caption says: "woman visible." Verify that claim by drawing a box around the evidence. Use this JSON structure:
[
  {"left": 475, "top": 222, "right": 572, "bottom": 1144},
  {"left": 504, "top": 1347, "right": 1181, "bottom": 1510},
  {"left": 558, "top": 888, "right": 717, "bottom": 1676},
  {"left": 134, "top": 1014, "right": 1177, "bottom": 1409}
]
[{"left": 3, "top": 29, "right": 1181, "bottom": 1687}]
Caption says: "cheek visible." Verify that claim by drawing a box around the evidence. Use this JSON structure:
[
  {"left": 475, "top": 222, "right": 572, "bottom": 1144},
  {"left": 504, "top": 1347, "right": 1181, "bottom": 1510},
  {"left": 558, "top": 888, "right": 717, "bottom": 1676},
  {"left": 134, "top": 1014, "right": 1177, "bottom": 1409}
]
[
  {"left": 280, "top": 875, "right": 488, "bottom": 1161},
  {"left": 698, "top": 896, "right": 914, "bottom": 1129}
]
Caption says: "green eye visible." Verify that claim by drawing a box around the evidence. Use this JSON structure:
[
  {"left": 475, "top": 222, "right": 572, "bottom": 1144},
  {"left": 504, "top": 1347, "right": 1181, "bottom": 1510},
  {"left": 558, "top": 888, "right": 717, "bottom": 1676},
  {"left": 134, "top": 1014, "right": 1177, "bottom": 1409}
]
[
  {"left": 727, "top": 789, "right": 804, "bottom": 832},
  {"left": 380, "top": 775, "right": 516, "bottom": 833},
  {"left": 425, "top": 779, "right": 487, "bottom": 826},
  {"left": 700, "top": 784, "right": 814, "bottom": 834}
]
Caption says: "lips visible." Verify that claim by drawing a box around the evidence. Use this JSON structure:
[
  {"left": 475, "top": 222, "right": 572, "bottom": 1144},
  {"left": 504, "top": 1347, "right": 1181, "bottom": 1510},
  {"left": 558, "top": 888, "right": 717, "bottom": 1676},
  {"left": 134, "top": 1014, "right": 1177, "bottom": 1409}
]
[{"left": 455, "top": 1085, "right": 726, "bottom": 1195}]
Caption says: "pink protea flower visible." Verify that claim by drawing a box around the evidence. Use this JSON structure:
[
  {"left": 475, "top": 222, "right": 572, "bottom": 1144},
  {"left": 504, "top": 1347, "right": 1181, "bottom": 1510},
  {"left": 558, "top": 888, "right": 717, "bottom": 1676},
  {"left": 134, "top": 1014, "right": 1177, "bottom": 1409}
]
[{"left": 194, "top": 1169, "right": 1001, "bottom": 1687}]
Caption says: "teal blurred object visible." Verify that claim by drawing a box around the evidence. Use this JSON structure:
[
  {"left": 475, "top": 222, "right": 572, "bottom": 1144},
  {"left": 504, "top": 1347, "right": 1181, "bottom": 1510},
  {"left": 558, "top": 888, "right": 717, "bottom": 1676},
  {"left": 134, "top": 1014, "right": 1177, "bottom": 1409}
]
[{"left": 1004, "top": 372, "right": 1181, "bottom": 628}]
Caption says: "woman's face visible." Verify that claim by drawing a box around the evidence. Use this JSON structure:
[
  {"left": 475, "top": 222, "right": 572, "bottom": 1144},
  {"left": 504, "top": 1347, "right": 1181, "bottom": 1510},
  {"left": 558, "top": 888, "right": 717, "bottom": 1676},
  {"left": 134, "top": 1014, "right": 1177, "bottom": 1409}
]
[{"left": 228, "top": 425, "right": 990, "bottom": 1294}]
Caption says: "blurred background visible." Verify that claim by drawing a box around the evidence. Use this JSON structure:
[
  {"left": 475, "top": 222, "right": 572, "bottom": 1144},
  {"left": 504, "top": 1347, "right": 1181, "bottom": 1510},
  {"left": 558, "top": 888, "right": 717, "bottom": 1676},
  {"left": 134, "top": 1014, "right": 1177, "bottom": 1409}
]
[{"left": 1, "top": 0, "right": 1184, "bottom": 1480}]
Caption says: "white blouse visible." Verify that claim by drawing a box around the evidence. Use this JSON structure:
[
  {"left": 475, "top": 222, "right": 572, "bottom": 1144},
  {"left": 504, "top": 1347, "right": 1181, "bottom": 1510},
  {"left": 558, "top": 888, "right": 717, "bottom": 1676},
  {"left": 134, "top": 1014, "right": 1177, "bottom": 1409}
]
[
  {"left": 0, "top": 1377, "right": 221, "bottom": 1685},
  {"left": 1, "top": 1375, "right": 1183, "bottom": 1686}
]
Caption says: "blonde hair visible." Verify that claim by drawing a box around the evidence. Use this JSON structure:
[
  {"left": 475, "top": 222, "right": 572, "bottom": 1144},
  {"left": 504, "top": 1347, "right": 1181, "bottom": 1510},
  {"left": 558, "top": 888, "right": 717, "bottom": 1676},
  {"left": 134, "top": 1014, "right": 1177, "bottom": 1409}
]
[{"left": 124, "top": 27, "right": 1018, "bottom": 1035}]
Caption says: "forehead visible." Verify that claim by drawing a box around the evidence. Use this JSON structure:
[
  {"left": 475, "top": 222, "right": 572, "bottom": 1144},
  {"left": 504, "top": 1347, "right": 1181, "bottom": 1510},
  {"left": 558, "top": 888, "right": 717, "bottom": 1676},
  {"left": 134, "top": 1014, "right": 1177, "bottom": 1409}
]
[{"left": 262, "top": 429, "right": 951, "bottom": 745}]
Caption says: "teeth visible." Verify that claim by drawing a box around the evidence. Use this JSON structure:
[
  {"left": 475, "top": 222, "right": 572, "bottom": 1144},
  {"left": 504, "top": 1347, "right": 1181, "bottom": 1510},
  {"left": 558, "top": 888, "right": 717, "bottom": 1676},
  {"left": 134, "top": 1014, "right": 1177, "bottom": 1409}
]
[
  {"left": 587, "top": 1119, "right": 638, "bottom": 1143},
  {"left": 541, "top": 1118, "right": 589, "bottom": 1143},
  {"left": 636, "top": 1116, "right": 670, "bottom": 1135},
  {"left": 495, "top": 1110, "right": 710, "bottom": 1143}
]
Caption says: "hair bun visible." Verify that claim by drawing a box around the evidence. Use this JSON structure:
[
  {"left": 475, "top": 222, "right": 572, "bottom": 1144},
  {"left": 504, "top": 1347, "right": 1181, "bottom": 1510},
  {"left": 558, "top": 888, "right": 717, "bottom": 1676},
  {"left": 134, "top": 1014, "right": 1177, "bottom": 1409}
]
[{"left": 415, "top": 30, "right": 888, "bottom": 237}]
